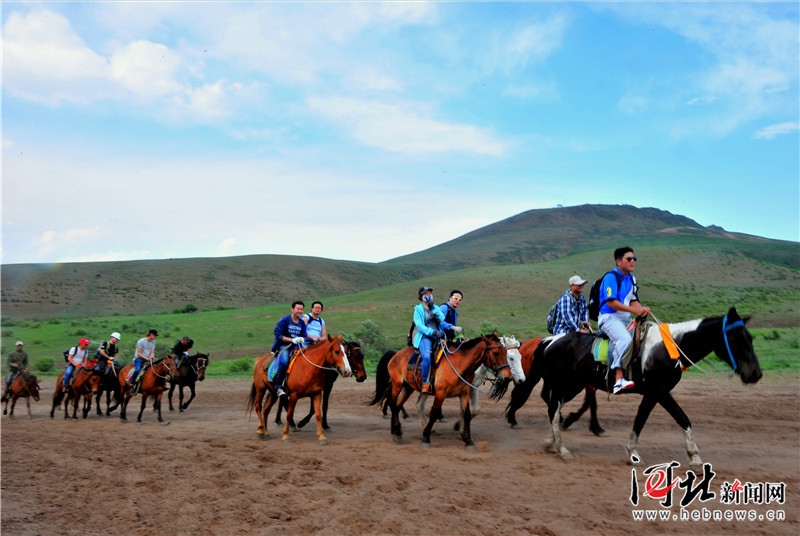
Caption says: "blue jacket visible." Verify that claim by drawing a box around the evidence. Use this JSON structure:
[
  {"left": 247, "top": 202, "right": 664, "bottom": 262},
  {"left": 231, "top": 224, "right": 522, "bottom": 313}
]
[
  {"left": 271, "top": 315, "right": 308, "bottom": 353},
  {"left": 412, "top": 303, "right": 453, "bottom": 349}
]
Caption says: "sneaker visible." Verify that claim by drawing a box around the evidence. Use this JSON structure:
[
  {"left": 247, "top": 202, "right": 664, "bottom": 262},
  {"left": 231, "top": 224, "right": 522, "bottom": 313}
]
[
  {"left": 277, "top": 387, "right": 286, "bottom": 396},
  {"left": 613, "top": 378, "right": 635, "bottom": 394}
]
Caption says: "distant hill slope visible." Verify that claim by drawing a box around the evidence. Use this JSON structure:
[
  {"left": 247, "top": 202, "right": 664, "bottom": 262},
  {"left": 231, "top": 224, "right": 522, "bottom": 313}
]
[
  {"left": 2, "top": 204, "right": 797, "bottom": 317},
  {"left": 384, "top": 204, "right": 798, "bottom": 277}
]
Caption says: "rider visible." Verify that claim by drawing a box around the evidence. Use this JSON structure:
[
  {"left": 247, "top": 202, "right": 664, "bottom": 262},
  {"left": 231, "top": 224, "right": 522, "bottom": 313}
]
[
  {"left": 553, "top": 276, "right": 591, "bottom": 335},
  {"left": 412, "top": 287, "right": 454, "bottom": 394},
  {"left": 94, "top": 332, "right": 121, "bottom": 374},
  {"left": 271, "top": 301, "right": 308, "bottom": 397},
  {"left": 598, "top": 247, "right": 650, "bottom": 394},
  {"left": 3, "top": 341, "right": 28, "bottom": 401},
  {"left": 64, "top": 338, "right": 91, "bottom": 391},
  {"left": 126, "top": 329, "right": 158, "bottom": 394},
  {"left": 301, "top": 301, "right": 327, "bottom": 343},
  {"left": 171, "top": 336, "right": 194, "bottom": 369},
  {"left": 438, "top": 290, "right": 465, "bottom": 342}
]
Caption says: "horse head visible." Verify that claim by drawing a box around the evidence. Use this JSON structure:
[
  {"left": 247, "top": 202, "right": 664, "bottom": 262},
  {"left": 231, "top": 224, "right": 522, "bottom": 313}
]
[
  {"left": 714, "top": 307, "right": 762, "bottom": 384},
  {"left": 88, "top": 369, "right": 102, "bottom": 394},
  {"left": 498, "top": 335, "right": 526, "bottom": 384},
  {"left": 481, "top": 335, "right": 513, "bottom": 399},
  {"left": 195, "top": 352, "right": 210, "bottom": 382},
  {"left": 326, "top": 334, "right": 351, "bottom": 378},
  {"left": 344, "top": 341, "right": 368, "bottom": 382}
]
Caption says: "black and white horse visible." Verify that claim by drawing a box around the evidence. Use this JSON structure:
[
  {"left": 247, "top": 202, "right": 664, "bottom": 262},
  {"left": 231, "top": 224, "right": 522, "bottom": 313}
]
[{"left": 531, "top": 307, "right": 761, "bottom": 471}]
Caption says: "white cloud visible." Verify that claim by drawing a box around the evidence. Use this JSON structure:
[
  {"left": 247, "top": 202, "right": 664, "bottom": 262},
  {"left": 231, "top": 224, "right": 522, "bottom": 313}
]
[
  {"left": 110, "top": 40, "right": 185, "bottom": 99},
  {"left": 479, "top": 13, "right": 569, "bottom": 75},
  {"left": 308, "top": 96, "right": 506, "bottom": 156},
  {"left": 752, "top": 121, "right": 800, "bottom": 140},
  {"left": 219, "top": 238, "right": 237, "bottom": 257}
]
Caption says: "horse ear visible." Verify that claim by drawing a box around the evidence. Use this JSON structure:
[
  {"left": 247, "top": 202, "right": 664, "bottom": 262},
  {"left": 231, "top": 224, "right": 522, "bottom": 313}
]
[{"left": 727, "top": 306, "right": 741, "bottom": 321}]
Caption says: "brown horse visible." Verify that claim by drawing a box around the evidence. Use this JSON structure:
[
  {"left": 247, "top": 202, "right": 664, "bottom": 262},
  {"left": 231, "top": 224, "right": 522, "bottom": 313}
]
[
  {"left": 50, "top": 367, "right": 101, "bottom": 420},
  {"left": 245, "top": 334, "right": 351, "bottom": 444},
  {"left": 504, "top": 337, "right": 606, "bottom": 436},
  {"left": 275, "top": 340, "right": 367, "bottom": 431},
  {"left": 3, "top": 371, "right": 40, "bottom": 419},
  {"left": 371, "top": 335, "right": 523, "bottom": 450},
  {"left": 167, "top": 352, "right": 209, "bottom": 412},
  {"left": 118, "top": 357, "right": 174, "bottom": 424}
]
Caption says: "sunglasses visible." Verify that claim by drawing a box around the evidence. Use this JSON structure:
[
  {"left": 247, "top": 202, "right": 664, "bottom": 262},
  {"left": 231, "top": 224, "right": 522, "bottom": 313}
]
[
  {"left": 451, "top": 297, "right": 462, "bottom": 302},
  {"left": 624, "top": 256, "right": 637, "bottom": 262}
]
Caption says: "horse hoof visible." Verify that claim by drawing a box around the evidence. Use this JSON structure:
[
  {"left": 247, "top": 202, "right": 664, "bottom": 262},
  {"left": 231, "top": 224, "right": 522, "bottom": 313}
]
[
  {"left": 420, "top": 441, "right": 431, "bottom": 450},
  {"left": 392, "top": 434, "right": 402, "bottom": 444},
  {"left": 382, "top": 414, "right": 390, "bottom": 420},
  {"left": 510, "top": 423, "right": 521, "bottom": 430},
  {"left": 282, "top": 438, "right": 293, "bottom": 444},
  {"left": 593, "top": 429, "right": 609, "bottom": 437},
  {"left": 159, "top": 421, "right": 170, "bottom": 426},
  {"left": 465, "top": 444, "right": 477, "bottom": 452},
  {"left": 318, "top": 439, "right": 329, "bottom": 445},
  {"left": 559, "top": 449, "right": 574, "bottom": 461},
  {"left": 169, "top": 408, "right": 175, "bottom": 413},
  {"left": 260, "top": 434, "right": 272, "bottom": 440},
  {"left": 438, "top": 416, "right": 448, "bottom": 423}
]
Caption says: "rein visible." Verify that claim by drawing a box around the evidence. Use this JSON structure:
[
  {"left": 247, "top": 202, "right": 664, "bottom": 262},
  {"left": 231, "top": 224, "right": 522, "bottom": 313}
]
[
  {"left": 648, "top": 313, "right": 707, "bottom": 373},
  {"left": 295, "top": 344, "right": 345, "bottom": 374},
  {"left": 439, "top": 340, "right": 506, "bottom": 394}
]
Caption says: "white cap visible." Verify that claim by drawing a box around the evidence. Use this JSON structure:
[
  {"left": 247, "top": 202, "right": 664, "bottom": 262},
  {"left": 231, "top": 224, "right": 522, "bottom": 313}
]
[
  {"left": 569, "top": 275, "right": 587, "bottom": 286},
  {"left": 15, "top": 341, "right": 24, "bottom": 346},
  {"left": 110, "top": 332, "right": 121, "bottom": 340}
]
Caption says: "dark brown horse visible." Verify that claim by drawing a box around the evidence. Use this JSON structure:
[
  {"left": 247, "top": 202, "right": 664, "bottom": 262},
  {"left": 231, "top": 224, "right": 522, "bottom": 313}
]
[
  {"left": 504, "top": 337, "right": 606, "bottom": 436},
  {"left": 118, "top": 357, "right": 174, "bottom": 424},
  {"left": 371, "top": 335, "right": 524, "bottom": 450},
  {"left": 95, "top": 360, "right": 123, "bottom": 416},
  {"left": 3, "top": 370, "right": 40, "bottom": 419},
  {"left": 168, "top": 352, "right": 209, "bottom": 412},
  {"left": 50, "top": 367, "right": 101, "bottom": 420},
  {"left": 275, "top": 341, "right": 367, "bottom": 431},
  {"left": 245, "top": 334, "right": 351, "bottom": 444}
]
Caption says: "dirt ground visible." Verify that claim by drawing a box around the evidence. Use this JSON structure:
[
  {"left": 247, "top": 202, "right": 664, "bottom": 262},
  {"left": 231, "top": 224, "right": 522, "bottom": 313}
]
[{"left": 1, "top": 373, "right": 798, "bottom": 536}]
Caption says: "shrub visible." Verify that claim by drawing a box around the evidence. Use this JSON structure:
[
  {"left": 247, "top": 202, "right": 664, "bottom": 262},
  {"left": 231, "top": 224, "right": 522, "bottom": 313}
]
[
  {"left": 34, "top": 357, "right": 54, "bottom": 373},
  {"left": 226, "top": 357, "right": 254, "bottom": 373}
]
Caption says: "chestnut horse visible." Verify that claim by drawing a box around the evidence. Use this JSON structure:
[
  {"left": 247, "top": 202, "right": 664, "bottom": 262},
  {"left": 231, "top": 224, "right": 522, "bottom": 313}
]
[
  {"left": 3, "top": 371, "right": 40, "bottom": 419},
  {"left": 275, "top": 340, "right": 367, "bottom": 431},
  {"left": 371, "top": 335, "right": 525, "bottom": 450},
  {"left": 245, "top": 334, "right": 351, "bottom": 444},
  {"left": 168, "top": 352, "right": 209, "bottom": 412},
  {"left": 50, "top": 367, "right": 101, "bottom": 420},
  {"left": 504, "top": 337, "right": 606, "bottom": 436},
  {"left": 118, "top": 357, "right": 174, "bottom": 424}
]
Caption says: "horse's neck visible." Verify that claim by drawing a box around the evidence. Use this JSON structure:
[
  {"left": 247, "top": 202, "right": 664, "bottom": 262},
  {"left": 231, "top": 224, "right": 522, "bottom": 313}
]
[
  {"left": 452, "top": 342, "right": 486, "bottom": 375},
  {"left": 659, "top": 318, "right": 718, "bottom": 363}
]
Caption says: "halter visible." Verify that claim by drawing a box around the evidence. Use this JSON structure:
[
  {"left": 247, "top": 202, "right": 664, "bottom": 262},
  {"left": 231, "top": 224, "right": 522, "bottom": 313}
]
[
  {"left": 296, "top": 343, "right": 348, "bottom": 374},
  {"left": 721, "top": 315, "right": 744, "bottom": 372}
]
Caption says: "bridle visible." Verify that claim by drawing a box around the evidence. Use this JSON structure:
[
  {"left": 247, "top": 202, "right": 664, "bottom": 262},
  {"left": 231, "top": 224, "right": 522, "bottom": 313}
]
[
  {"left": 439, "top": 339, "right": 508, "bottom": 393},
  {"left": 721, "top": 315, "right": 744, "bottom": 372}
]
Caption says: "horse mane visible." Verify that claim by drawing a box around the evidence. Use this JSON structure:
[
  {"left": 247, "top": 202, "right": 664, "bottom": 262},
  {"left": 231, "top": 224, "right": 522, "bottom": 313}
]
[{"left": 450, "top": 336, "right": 487, "bottom": 351}]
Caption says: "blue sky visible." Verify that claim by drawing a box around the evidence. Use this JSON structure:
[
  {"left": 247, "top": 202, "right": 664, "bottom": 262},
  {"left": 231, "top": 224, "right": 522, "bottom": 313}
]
[{"left": 2, "top": 2, "right": 798, "bottom": 265}]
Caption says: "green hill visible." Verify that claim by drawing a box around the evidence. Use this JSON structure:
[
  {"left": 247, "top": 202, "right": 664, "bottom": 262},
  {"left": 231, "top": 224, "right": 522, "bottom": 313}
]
[{"left": 2, "top": 204, "right": 797, "bottom": 320}]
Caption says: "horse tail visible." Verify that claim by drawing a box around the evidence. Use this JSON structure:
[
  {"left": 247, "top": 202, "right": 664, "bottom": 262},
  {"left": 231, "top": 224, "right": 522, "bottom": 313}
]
[
  {"left": 244, "top": 382, "right": 258, "bottom": 416},
  {"left": 367, "top": 350, "right": 395, "bottom": 407}
]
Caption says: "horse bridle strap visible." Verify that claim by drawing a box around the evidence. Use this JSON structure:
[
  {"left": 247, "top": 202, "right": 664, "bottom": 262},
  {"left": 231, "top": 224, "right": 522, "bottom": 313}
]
[{"left": 722, "top": 316, "right": 743, "bottom": 372}]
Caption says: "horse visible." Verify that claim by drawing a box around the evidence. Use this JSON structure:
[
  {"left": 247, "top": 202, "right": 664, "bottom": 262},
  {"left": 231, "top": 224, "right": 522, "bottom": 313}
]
[
  {"left": 504, "top": 337, "right": 606, "bottom": 436},
  {"left": 50, "top": 367, "right": 101, "bottom": 420},
  {"left": 94, "top": 360, "right": 123, "bottom": 416},
  {"left": 275, "top": 341, "right": 367, "bottom": 431},
  {"left": 531, "top": 307, "right": 761, "bottom": 471},
  {"left": 245, "top": 334, "right": 351, "bottom": 444},
  {"left": 118, "top": 357, "right": 174, "bottom": 424},
  {"left": 167, "top": 352, "right": 209, "bottom": 412},
  {"left": 3, "top": 371, "right": 40, "bottom": 419},
  {"left": 413, "top": 336, "right": 525, "bottom": 432},
  {"left": 370, "top": 335, "right": 525, "bottom": 450}
]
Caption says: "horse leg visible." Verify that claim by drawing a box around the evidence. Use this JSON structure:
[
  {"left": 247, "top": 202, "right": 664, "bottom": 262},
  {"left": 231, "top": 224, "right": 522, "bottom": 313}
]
[
  {"left": 507, "top": 376, "right": 537, "bottom": 429},
  {"left": 262, "top": 392, "right": 278, "bottom": 438},
  {"left": 312, "top": 393, "right": 328, "bottom": 445},
  {"left": 562, "top": 388, "right": 606, "bottom": 437},
  {"left": 9, "top": 395, "right": 17, "bottom": 419},
  {"left": 421, "top": 395, "right": 444, "bottom": 449},
  {"left": 282, "top": 395, "right": 298, "bottom": 443},
  {"left": 626, "top": 393, "right": 659, "bottom": 467},
  {"left": 274, "top": 394, "right": 285, "bottom": 426},
  {"left": 546, "top": 395, "right": 573, "bottom": 461},
  {"left": 391, "top": 384, "right": 412, "bottom": 442},
  {"left": 655, "top": 392, "right": 702, "bottom": 472},
  {"left": 26, "top": 394, "right": 33, "bottom": 419},
  {"left": 459, "top": 393, "right": 476, "bottom": 451},
  {"left": 96, "top": 389, "right": 103, "bottom": 416},
  {"left": 168, "top": 382, "right": 176, "bottom": 412},
  {"left": 416, "top": 393, "right": 429, "bottom": 431},
  {"left": 155, "top": 392, "right": 168, "bottom": 425},
  {"left": 320, "top": 378, "right": 333, "bottom": 430},
  {"left": 137, "top": 394, "right": 147, "bottom": 423},
  {"left": 182, "top": 384, "right": 196, "bottom": 411}
]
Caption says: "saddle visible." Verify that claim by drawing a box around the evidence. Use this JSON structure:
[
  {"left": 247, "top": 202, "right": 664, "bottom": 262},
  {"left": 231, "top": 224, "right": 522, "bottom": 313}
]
[{"left": 592, "top": 317, "right": 651, "bottom": 381}]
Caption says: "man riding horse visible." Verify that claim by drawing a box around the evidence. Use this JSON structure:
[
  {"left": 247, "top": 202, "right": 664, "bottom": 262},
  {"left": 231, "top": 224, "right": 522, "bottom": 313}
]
[{"left": 2, "top": 341, "right": 28, "bottom": 402}]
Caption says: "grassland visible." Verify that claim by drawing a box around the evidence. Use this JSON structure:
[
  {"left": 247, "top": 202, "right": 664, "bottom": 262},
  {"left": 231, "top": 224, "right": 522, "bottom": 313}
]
[{"left": 3, "top": 245, "right": 798, "bottom": 379}]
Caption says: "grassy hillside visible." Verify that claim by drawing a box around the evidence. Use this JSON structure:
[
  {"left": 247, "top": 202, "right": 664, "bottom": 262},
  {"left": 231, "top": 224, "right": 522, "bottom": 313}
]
[
  {"left": 3, "top": 245, "right": 798, "bottom": 378},
  {"left": 2, "top": 205, "right": 796, "bottom": 319}
]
